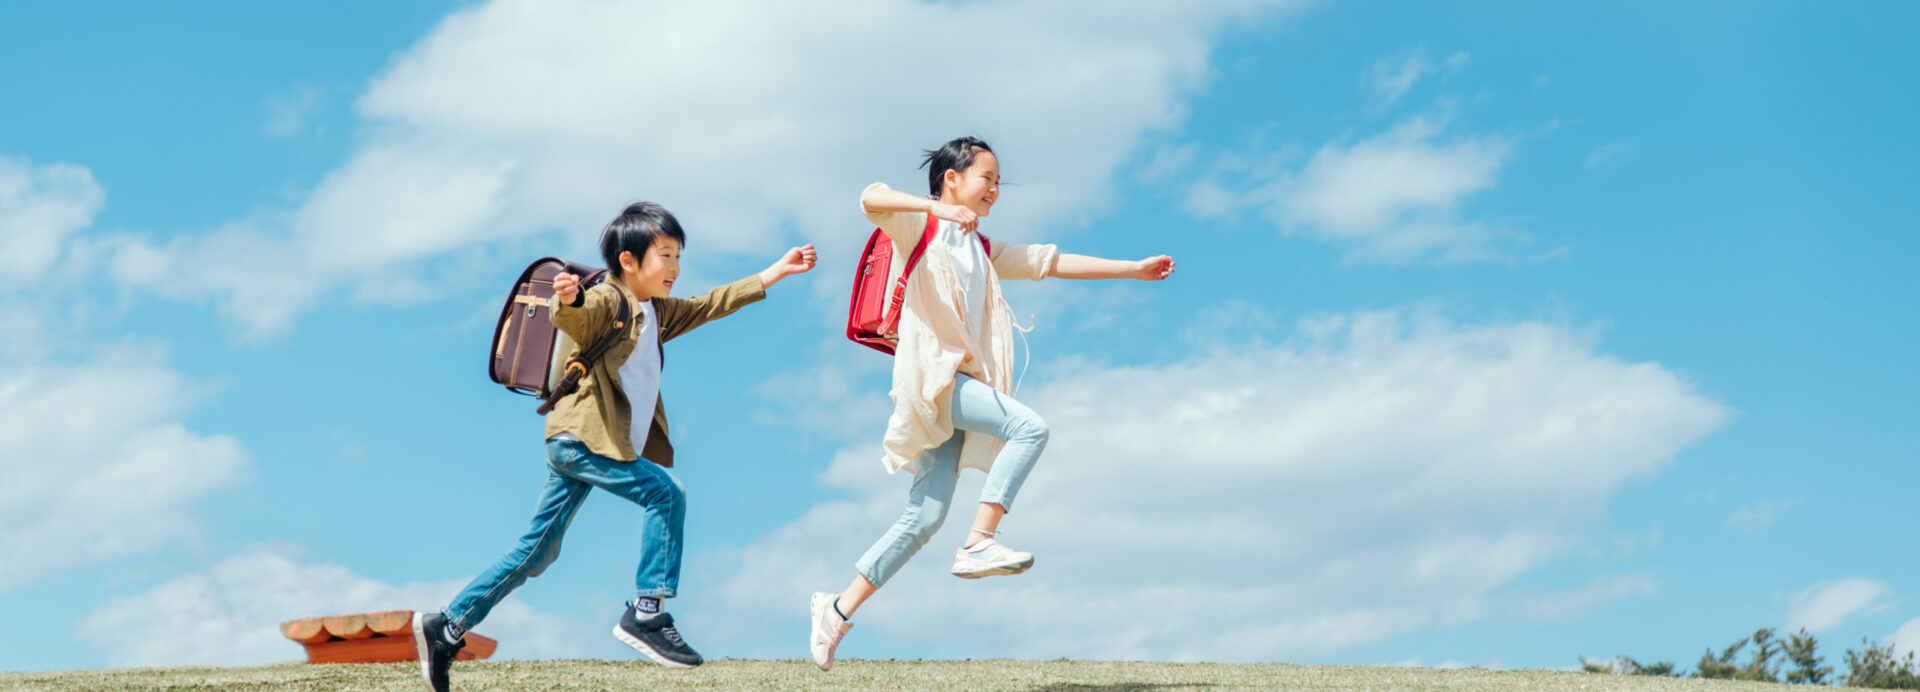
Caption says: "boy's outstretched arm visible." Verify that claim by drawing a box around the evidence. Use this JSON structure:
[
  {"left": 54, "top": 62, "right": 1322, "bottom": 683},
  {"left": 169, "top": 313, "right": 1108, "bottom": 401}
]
[
  {"left": 1052, "top": 253, "right": 1176, "bottom": 281},
  {"left": 658, "top": 245, "right": 817, "bottom": 341}
]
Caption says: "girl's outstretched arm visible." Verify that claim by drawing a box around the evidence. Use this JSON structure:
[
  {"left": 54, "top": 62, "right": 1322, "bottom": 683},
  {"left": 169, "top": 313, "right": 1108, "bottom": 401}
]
[
  {"left": 1053, "top": 253, "right": 1175, "bottom": 281},
  {"left": 861, "top": 184, "right": 979, "bottom": 232}
]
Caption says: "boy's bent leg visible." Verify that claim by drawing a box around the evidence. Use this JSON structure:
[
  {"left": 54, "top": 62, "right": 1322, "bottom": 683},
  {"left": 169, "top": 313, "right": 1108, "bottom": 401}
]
[
  {"left": 561, "top": 453, "right": 687, "bottom": 598},
  {"left": 443, "top": 459, "right": 592, "bottom": 631},
  {"left": 558, "top": 451, "right": 702, "bottom": 667}
]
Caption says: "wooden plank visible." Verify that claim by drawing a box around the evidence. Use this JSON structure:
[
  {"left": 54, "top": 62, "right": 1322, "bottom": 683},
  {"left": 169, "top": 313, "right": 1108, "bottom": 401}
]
[
  {"left": 461, "top": 633, "right": 499, "bottom": 660},
  {"left": 323, "top": 614, "right": 375, "bottom": 640},
  {"left": 364, "top": 610, "right": 415, "bottom": 637},
  {"left": 279, "top": 617, "right": 331, "bottom": 644},
  {"left": 304, "top": 635, "right": 414, "bottom": 664},
  {"left": 302, "top": 632, "right": 499, "bottom": 664}
]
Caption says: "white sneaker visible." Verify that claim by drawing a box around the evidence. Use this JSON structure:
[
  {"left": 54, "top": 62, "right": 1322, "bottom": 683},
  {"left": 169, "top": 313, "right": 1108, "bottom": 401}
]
[
  {"left": 950, "top": 538, "right": 1034, "bottom": 579},
  {"left": 808, "top": 591, "right": 852, "bottom": 671}
]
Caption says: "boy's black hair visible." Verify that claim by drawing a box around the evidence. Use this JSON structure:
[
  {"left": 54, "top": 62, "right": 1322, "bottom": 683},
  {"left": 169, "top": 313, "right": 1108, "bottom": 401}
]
[
  {"left": 920, "top": 136, "right": 994, "bottom": 197},
  {"left": 600, "top": 202, "right": 686, "bottom": 278}
]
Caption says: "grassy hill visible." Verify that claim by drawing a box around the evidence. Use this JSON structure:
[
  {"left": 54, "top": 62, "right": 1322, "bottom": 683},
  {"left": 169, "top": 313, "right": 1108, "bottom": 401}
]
[{"left": 0, "top": 658, "right": 1813, "bottom": 691}]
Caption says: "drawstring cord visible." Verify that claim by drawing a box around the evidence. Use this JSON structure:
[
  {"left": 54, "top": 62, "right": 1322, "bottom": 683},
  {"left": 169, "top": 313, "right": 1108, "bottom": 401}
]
[{"left": 1011, "top": 312, "right": 1036, "bottom": 397}]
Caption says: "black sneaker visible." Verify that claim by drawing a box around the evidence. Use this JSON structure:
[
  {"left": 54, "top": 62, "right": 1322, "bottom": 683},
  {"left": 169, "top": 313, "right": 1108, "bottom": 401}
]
[
  {"left": 613, "top": 605, "right": 703, "bottom": 668},
  {"left": 412, "top": 611, "right": 465, "bottom": 692}
]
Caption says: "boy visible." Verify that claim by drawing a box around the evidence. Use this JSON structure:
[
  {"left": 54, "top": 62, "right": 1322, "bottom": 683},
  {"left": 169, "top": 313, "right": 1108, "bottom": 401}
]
[{"left": 413, "top": 202, "right": 816, "bottom": 691}]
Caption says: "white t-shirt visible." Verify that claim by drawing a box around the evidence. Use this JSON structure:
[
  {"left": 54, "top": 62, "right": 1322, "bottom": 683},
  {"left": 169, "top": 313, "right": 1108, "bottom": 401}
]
[
  {"left": 936, "top": 218, "right": 991, "bottom": 344},
  {"left": 619, "top": 300, "right": 662, "bottom": 451}
]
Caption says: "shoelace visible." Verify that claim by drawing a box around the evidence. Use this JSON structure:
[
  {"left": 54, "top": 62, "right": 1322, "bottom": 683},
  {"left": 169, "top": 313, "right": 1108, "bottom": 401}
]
[{"left": 662, "top": 625, "right": 685, "bottom": 646}]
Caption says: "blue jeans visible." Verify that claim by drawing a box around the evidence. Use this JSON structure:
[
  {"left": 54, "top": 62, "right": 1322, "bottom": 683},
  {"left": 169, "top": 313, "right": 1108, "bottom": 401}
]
[
  {"left": 855, "top": 374, "right": 1049, "bottom": 588},
  {"left": 444, "top": 437, "right": 685, "bottom": 630}
]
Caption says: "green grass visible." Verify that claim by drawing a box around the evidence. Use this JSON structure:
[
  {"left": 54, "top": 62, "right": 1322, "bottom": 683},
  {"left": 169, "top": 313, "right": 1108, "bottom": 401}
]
[{"left": 0, "top": 659, "right": 1810, "bottom": 691}]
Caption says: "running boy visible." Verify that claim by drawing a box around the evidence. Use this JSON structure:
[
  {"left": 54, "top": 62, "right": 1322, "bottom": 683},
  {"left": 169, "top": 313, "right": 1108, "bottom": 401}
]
[
  {"left": 808, "top": 137, "right": 1176, "bottom": 669},
  {"left": 413, "top": 201, "right": 816, "bottom": 691}
]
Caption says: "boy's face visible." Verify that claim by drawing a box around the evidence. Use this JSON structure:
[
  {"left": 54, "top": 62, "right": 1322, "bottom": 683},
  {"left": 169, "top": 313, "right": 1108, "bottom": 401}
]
[
  {"left": 944, "top": 151, "right": 1000, "bottom": 218},
  {"left": 620, "top": 237, "right": 681, "bottom": 300}
]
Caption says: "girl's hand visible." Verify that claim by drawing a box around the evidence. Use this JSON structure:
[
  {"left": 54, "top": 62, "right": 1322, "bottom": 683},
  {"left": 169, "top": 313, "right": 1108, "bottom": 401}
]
[
  {"left": 930, "top": 202, "right": 979, "bottom": 232},
  {"left": 1134, "top": 255, "right": 1175, "bottom": 281},
  {"left": 553, "top": 272, "right": 582, "bottom": 304},
  {"left": 760, "top": 245, "right": 817, "bottom": 288}
]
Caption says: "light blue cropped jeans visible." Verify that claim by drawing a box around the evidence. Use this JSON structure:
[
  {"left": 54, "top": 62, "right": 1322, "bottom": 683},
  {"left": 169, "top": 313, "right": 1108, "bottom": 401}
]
[{"left": 855, "top": 373, "right": 1049, "bottom": 588}]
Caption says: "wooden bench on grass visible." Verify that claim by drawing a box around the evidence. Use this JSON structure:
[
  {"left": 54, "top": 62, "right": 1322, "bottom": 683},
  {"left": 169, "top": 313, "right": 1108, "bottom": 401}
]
[{"left": 280, "top": 610, "right": 498, "bottom": 664}]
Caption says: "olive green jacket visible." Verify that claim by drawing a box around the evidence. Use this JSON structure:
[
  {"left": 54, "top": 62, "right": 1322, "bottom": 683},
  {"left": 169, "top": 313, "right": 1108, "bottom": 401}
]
[{"left": 543, "top": 274, "right": 766, "bottom": 466}]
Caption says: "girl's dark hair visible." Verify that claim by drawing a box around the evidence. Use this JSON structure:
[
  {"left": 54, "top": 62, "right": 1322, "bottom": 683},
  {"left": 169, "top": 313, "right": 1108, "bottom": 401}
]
[
  {"left": 600, "top": 202, "right": 686, "bottom": 277},
  {"left": 920, "top": 136, "right": 994, "bottom": 196}
]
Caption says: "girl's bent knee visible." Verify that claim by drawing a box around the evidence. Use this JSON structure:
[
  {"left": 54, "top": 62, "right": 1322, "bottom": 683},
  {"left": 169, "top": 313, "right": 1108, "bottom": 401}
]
[{"left": 1018, "top": 416, "right": 1050, "bottom": 445}]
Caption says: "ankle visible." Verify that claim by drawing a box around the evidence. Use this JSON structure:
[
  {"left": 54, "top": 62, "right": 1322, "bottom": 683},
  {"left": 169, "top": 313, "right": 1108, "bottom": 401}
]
[{"left": 965, "top": 528, "right": 997, "bottom": 548}]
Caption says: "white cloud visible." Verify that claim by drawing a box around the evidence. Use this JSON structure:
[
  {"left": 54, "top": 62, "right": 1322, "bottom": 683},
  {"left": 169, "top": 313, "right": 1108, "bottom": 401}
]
[
  {"left": 1726, "top": 498, "right": 1802, "bottom": 533},
  {"left": 106, "top": 0, "right": 1305, "bottom": 337},
  {"left": 1511, "top": 573, "right": 1657, "bottom": 623},
  {"left": 1585, "top": 139, "right": 1634, "bottom": 169},
  {"left": 1272, "top": 116, "right": 1519, "bottom": 263},
  {"left": 0, "top": 155, "right": 105, "bottom": 286},
  {"left": 262, "top": 85, "right": 324, "bottom": 137},
  {"left": 0, "top": 351, "right": 251, "bottom": 593},
  {"left": 694, "top": 310, "right": 1729, "bottom": 661},
  {"left": 1786, "top": 578, "right": 1893, "bottom": 634},
  {"left": 1361, "top": 47, "right": 1467, "bottom": 105},
  {"left": 1891, "top": 617, "right": 1920, "bottom": 659},
  {"left": 1186, "top": 115, "right": 1539, "bottom": 264},
  {"left": 75, "top": 545, "right": 598, "bottom": 667}
]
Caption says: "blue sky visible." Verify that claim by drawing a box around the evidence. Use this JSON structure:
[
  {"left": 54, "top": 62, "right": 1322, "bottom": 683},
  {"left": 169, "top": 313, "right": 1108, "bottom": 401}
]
[{"left": 2, "top": 0, "right": 1916, "bottom": 674}]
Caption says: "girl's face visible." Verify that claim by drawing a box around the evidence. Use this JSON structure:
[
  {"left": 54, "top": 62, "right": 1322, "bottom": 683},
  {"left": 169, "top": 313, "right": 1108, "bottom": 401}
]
[
  {"left": 620, "top": 237, "right": 681, "bottom": 300},
  {"left": 942, "top": 150, "right": 1000, "bottom": 218}
]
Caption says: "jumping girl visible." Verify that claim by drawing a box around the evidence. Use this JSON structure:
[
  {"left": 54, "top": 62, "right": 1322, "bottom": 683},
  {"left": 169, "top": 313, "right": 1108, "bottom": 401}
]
[{"left": 808, "top": 136, "right": 1176, "bottom": 669}]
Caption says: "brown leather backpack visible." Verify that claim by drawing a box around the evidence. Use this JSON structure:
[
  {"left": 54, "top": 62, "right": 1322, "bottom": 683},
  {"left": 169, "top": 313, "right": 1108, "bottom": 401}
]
[{"left": 488, "top": 257, "right": 631, "bottom": 414}]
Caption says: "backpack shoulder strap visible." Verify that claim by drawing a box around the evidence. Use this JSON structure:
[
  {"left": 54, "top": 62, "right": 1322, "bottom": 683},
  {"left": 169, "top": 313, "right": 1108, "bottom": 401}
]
[
  {"left": 536, "top": 272, "right": 632, "bottom": 414},
  {"left": 887, "top": 212, "right": 942, "bottom": 317}
]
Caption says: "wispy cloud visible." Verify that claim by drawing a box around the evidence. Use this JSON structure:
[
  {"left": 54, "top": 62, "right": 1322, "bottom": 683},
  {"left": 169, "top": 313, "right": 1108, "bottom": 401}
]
[
  {"left": 262, "top": 85, "right": 324, "bottom": 138},
  {"left": 1585, "top": 139, "right": 1635, "bottom": 169},
  {"left": 1727, "top": 498, "right": 1803, "bottom": 533},
  {"left": 1892, "top": 617, "right": 1920, "bottom": 659},
  {"left": 1511, "top": 573, "right": 1658, "bottom": 622},
  {"left": 1361, "top": 47, "right": 1468, "bottom": 105},
  {"left": 1786, "top": 578, "right": 1893, "bottom": 634},
  {"left": 1186, "top": 114, "right": 1545, "bottom": 264},
  {"left": 0, "top": 155, "right": 104, "bottom": 285}
]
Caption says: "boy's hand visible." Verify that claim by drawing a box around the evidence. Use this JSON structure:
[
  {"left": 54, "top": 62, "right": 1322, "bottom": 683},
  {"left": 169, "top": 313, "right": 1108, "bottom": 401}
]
[
  {"left": 553, "top": 272, "right": 582, "bottom": 304},
  {"left": 1134, "top": 255, "right": 1175, "bottom": 281},
  {"left": 759, "top": 245, "right": 817, "bottom": 288}
]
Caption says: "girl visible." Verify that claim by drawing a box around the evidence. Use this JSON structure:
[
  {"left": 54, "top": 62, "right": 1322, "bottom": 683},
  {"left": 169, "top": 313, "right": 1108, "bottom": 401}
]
[{"left": 808, "top": 137, "right": 1176, "bottom": 669}]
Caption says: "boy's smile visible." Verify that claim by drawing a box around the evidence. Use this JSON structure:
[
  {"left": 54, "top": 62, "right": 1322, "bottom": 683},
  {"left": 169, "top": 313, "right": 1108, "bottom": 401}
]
[{"left": 621, "top": 238, "right": 682, "bottom": 300}]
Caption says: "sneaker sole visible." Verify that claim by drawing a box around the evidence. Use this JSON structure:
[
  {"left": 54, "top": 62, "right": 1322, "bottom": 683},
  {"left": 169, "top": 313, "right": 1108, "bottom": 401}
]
[
  {"left": 809, "top": 593, "right": 836, "bottom": 671},
  {"left": 411, "top": 612, "right": 435, "bottom": 689},
  {"left": 951, "top": 556, "right": 1035, "bottom": 579},
  {"left": 612, "top": 625, "right": 700, "bottom": 669}
]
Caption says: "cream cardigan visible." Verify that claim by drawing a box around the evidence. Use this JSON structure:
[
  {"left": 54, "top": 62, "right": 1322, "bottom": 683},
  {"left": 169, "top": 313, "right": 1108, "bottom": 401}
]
[{"left": 863, "top": 182, "right": 1060, "bottom": 475}]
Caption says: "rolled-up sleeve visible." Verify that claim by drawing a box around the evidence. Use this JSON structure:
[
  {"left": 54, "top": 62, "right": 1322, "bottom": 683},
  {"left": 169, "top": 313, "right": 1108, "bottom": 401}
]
[
  {"left": 990, "top": 242, "right": 1059, "bottom": 281},
  {"left": 862, "top": 182, "right": 925, "bottom": 250}
]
